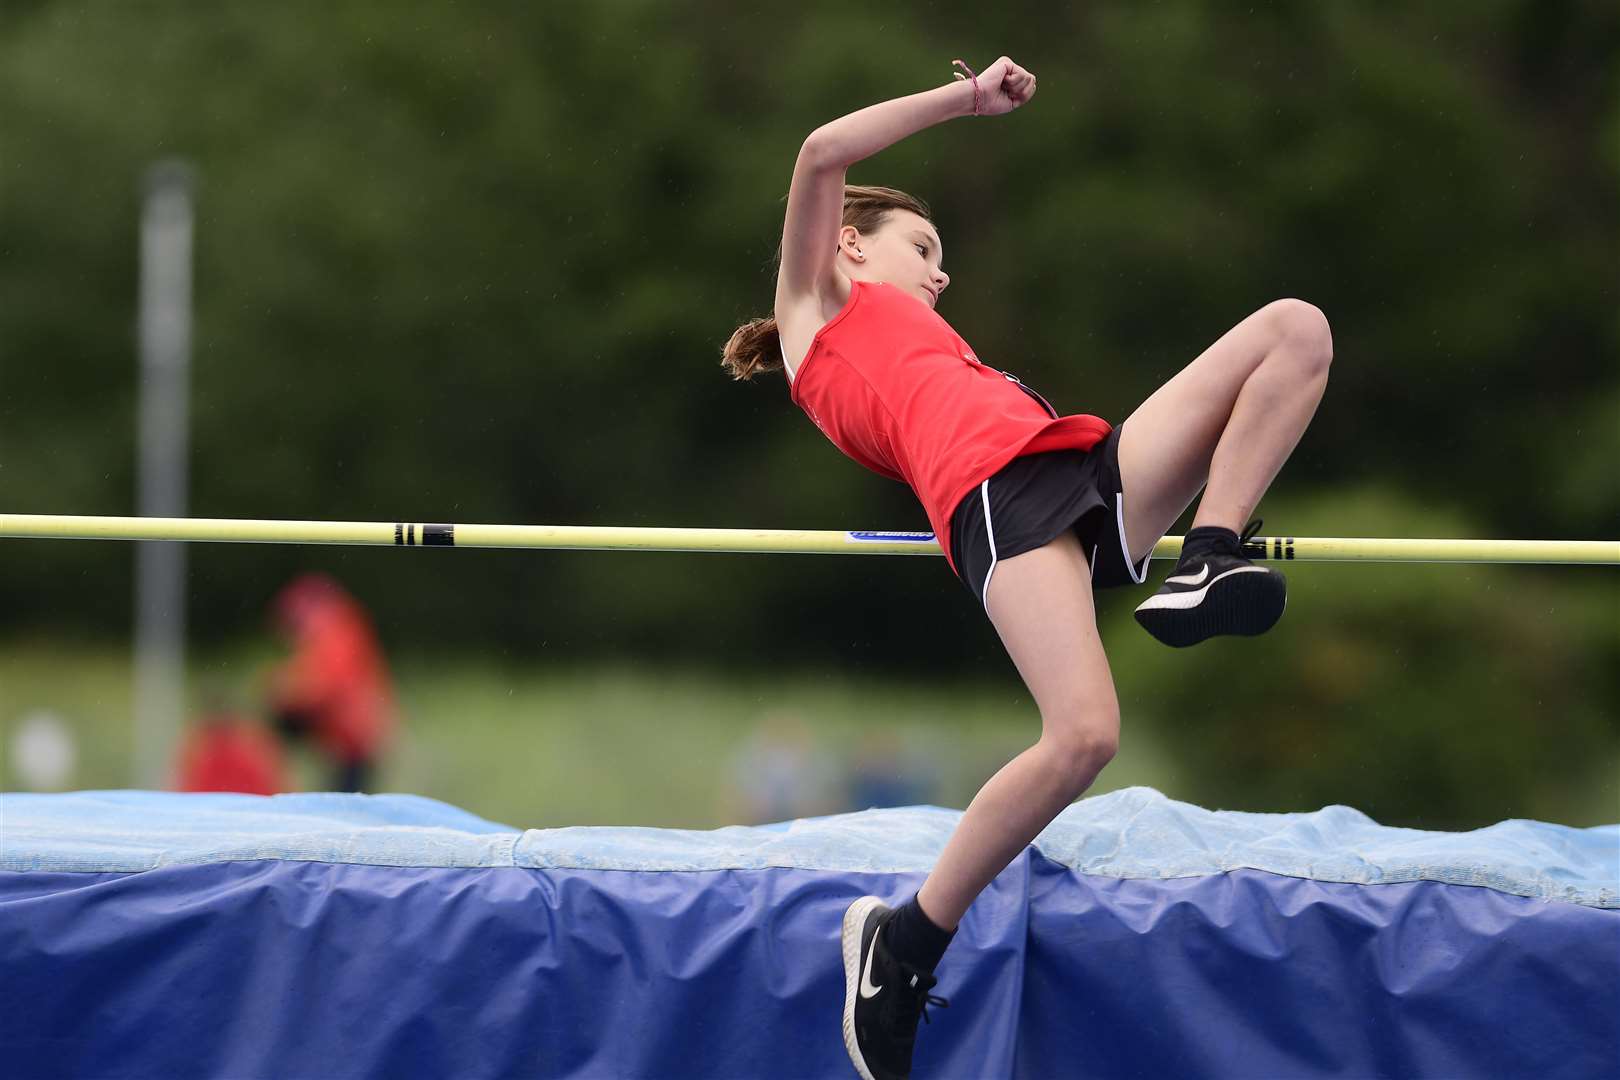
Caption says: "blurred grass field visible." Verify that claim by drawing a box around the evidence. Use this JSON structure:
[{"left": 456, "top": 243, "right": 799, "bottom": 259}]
[
  {"left": 5, "top": 485, "right": 1614, "bottom": 832},
  {"left": 0, "top": 639, "right": 1184, "bottom": 829}
]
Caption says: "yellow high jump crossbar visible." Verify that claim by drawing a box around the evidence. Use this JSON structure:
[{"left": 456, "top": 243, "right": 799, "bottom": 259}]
[{"left": 1, "top": 514, "right": 1616, "bottom": 564}]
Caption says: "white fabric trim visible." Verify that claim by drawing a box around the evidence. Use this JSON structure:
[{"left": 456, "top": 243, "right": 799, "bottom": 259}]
[
  {"left": 779, "top": 335, "right": 794, "bottom": 383},
  {"left": 1115, "top": 492, "right": 1152, "bottom": 585},
  {"left": 979, "top": 480, "right": 999, "bottom": 609}
]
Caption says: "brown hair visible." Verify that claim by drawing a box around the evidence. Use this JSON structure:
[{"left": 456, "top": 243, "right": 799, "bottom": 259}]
[{"left": 719, "top": 184, "right": 933, "bottom": 382}]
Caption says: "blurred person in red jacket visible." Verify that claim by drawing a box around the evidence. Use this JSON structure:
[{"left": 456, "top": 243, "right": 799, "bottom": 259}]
[
  {"left": 267, "top": 574, "right": 397, "bottom": 793},
  {"left": 174, "top": 697, "right": 287, "bottom": 795}
]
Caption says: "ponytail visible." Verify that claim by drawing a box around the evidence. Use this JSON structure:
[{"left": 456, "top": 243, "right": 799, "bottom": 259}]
[{"left": 719, "top": 315, "right": 784, "bottom": 382}]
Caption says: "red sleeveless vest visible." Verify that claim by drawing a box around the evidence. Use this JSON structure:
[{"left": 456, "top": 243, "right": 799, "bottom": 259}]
[{"left": 787, "top": 280, "right": 1113, "bottom": 574}]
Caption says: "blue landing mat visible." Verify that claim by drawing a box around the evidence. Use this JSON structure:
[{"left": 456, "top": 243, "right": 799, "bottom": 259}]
[{"left": 2, "top": 787, "right": 1615, "bottom": 1078}]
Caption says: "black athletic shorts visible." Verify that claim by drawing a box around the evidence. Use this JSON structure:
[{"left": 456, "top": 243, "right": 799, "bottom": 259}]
[{"left": 949, "top": 423, "right": 1157, "bottom": 608}]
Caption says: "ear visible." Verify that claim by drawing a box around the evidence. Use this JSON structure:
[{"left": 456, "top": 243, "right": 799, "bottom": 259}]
[{"left": 837, "top": 225, "right": 864, "bottom": 259}]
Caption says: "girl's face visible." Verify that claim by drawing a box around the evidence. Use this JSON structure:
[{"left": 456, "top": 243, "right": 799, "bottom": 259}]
[{"left": 837, "top": 210, "right": 950, "bottom": 310}]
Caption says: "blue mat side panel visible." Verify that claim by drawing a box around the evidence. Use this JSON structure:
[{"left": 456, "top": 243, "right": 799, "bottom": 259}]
[
  {"left": 0, "top": 863, "right": 1024, "bottom": 1080},
  {"left": 3, "top": 857, "right": 1615, "bottom": 1079},
  {"left": 1017, "top": 857, "right": 1620, "bottom": 1080}
]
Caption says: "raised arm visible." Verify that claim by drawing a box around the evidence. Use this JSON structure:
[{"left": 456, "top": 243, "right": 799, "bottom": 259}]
[{"left": 774, "top": 57, "right": 1036, "bottom": 309}]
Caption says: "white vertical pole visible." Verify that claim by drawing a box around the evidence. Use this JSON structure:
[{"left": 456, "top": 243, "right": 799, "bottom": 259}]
[{"left": 133, "top": 160, "right": 194, "bottom": 789}]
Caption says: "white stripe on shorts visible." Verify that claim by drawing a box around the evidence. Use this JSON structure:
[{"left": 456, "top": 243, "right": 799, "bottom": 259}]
[
  {"left": 1114, "top": 491, "right": 1151, "bottom": 584},
  {"left": 979, "top": 479, "right": 998, "bottom": 609}
]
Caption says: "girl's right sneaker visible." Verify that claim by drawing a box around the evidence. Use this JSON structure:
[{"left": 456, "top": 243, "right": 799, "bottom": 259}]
[
  {"left": 841, "top": 896, "right": 950, "bottom": 1080},
  {"left": 1133, "top": 518, "right": 1287, "bottom": 648}
]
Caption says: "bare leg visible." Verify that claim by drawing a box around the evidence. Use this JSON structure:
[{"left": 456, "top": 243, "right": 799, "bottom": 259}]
[
  {"left": 1115, "top": 300, "right": 1334, "bottom": 563},
  {"left": 915, "top": 530, "right": 1118, "bottom": 931}
]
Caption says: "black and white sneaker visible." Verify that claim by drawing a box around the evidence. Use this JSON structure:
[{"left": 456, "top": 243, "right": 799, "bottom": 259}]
[
  {"left": 841, "top": 896, "right": 950, "bottom": 1080},
  {"left": 1134, "top": 519, "right": 1287, "bottom": 648}
]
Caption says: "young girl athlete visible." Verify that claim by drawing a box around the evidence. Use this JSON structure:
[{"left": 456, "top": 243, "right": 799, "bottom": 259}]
[{"left": 721, "top": 56, "right": 1332, "bottom": 1080}]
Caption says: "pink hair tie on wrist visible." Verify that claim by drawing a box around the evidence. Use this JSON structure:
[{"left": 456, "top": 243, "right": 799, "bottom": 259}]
[{"left": 951, "top": 58, "right": 981, "bottom": 116}]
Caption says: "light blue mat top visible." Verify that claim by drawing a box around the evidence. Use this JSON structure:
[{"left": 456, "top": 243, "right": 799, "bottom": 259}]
[{"left": 2, "top": 787, "right": 1614, "bottom": 908}]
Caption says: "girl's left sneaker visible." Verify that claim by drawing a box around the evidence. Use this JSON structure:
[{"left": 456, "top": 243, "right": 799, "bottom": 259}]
[
  {"left": 1133, "top": 519, "right": 1286, "bottom": 648},
  {"left": 841, "top": 896, "right": 950, "bottom": 1080}
]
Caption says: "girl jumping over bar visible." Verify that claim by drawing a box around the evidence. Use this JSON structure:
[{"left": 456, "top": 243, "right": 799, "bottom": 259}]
[{"left": 721, "top": 56, "right": 1331, "bottom": 1080}]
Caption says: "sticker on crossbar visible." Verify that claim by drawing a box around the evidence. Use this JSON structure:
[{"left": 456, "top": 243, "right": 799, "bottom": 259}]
[
  {"left": 1240, "top": 536, "right": 1295, "bottom": 560},
  {"left": 845, "top": 531, "right": 937, "bottom": 543}
]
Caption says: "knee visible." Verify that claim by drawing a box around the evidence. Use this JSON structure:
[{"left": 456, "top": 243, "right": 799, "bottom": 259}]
[
  {"left": 1041, "top": 707, "right": 1120, "bottom": 779},
  {"left": 1264, "top": 298, "right": 1333, "bottom": 375}
]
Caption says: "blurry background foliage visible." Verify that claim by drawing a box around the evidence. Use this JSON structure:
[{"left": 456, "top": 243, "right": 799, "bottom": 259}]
[{"left": 1, "top": 1, "right": 1615, "bottom": 827}]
